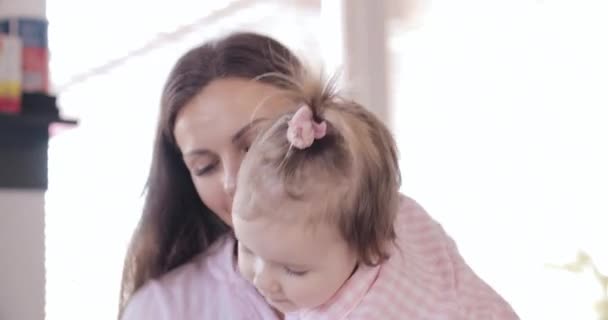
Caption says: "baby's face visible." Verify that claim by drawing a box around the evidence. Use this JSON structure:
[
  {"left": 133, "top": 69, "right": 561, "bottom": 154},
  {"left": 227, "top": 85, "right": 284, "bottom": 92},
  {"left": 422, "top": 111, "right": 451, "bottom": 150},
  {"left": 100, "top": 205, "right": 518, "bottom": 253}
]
[{"left": 232, "top": 197, "right": 357, "bottom": 313}]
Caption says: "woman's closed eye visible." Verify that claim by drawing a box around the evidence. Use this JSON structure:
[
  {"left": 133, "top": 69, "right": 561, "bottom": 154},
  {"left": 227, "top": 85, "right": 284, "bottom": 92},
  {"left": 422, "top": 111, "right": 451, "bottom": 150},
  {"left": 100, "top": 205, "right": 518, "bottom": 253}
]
[{"left": 193, "top": 161, "right": 218, "bottom": 176}]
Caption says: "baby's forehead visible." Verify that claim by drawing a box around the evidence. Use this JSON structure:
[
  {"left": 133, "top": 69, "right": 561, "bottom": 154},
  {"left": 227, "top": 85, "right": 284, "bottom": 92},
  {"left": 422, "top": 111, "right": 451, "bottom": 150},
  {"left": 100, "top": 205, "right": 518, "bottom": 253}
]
[
  {"left": 235, "top": 150, "right": 354, "bottom": 222},
  {"left": 235, "top": 180, "right": 338, "bottom": 224}
]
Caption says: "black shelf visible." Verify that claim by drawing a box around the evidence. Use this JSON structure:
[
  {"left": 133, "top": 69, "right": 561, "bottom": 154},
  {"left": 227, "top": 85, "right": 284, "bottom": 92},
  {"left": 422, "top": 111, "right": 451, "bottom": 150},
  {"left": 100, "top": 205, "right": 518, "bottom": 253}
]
[
  {"left": 0, "top": 112, "right": 77, "bottom": 190},
  {"left": 0, "top": 113, "right": 77, "bottom": 128}
]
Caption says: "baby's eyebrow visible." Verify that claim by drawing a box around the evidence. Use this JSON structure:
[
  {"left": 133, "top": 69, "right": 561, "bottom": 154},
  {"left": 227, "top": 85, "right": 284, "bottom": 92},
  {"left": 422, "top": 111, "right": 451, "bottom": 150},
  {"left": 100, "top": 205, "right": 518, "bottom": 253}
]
[
  {"left": 272, "top": 257, "right": 314, "bottom": 270},
  {"left": 239, "top": 241, "right": 312, "bottom": 269},
  {"left": 281, "top": 262, "right": 311, "bottom": 270}
]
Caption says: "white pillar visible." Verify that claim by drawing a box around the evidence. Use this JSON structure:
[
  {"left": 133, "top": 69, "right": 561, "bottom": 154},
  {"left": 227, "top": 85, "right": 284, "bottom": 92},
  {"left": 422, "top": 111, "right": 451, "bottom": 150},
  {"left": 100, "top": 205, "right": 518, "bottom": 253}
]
[
  {"left": 320, "top": 0, "right": 390, "bottom": 126},
  {"left": 0, "top": 191, "right": 46, "bottom": 320},
  {"left": 0, "top": 0, "right": 47, "bottom": 319},
  {"left": 0, "top": 0, "right": 46, "bottom": 18}
]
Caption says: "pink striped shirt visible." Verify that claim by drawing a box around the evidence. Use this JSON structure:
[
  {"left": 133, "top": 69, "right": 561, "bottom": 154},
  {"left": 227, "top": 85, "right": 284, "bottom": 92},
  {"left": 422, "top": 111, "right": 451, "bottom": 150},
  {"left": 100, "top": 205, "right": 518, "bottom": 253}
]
[
  {"left": 287, "top": 196, "right": 519, "bottom": 319},
  {"left": 121, "top": 195, "right": 518, "bottom": 320}
]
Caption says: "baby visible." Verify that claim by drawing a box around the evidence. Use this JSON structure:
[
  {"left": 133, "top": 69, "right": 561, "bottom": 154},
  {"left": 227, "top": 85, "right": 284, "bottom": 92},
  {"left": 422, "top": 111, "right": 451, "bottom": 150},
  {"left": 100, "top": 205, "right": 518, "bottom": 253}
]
[{"left": 232, "top": 73, "right": 518, "bottom": 319}]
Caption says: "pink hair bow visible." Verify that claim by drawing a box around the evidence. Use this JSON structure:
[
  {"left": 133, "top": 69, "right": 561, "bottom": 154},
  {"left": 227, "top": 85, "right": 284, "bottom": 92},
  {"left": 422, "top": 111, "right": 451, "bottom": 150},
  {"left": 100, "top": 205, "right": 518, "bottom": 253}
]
[{"left": 286, "top": 105, "right": 327, "bottom": 149}]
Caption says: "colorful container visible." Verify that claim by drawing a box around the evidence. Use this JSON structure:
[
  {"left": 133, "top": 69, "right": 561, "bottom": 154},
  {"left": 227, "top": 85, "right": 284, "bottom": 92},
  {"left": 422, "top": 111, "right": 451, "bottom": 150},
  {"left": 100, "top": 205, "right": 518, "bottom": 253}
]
[
  {"left": 0, "top": 34, "right": 22, "bottom": 114},
  {"left": 0, "top": 17, "right": 48, "bottom": 93}
]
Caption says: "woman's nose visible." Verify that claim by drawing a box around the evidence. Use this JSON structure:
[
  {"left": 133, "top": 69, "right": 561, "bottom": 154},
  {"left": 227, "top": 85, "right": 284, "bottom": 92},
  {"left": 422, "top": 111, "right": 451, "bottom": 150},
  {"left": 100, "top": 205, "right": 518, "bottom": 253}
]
[
  {"left": 223, "top": 172, "right": 236, "bottom": 197},
  {"left": 223, "top": 158, "right": 239, "bottom": 197}
]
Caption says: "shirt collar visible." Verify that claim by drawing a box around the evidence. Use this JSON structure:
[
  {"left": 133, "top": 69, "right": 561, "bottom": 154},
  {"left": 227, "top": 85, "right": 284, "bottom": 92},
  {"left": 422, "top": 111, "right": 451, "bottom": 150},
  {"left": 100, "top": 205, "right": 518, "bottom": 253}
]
[{"left": 294, "top": 263, "right": 381, "bottom": 320}]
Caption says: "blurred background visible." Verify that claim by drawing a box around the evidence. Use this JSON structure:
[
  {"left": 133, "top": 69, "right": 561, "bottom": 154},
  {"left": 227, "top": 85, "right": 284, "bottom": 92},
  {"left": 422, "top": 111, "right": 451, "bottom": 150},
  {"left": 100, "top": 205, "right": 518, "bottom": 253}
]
[{"left": 1, "top": 0, "right": 607, "bottom": 319}]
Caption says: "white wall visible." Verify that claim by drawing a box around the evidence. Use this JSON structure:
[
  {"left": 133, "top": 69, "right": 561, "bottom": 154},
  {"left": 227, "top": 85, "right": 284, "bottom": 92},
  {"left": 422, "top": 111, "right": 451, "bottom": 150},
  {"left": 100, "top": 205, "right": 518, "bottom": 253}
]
[{"left": 0, "top": 190, "right": 45, "bottom": 320}]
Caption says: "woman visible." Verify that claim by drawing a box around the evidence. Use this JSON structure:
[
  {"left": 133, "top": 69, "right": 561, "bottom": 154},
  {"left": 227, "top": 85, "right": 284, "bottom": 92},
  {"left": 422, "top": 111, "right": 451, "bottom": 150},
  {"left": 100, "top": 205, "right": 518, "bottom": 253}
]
[
  {"left": 119, "top": 32, "right": 304, "bottom": 319},
  {"left": 119, "top": 32, "right": 516, "bottom": 320}
]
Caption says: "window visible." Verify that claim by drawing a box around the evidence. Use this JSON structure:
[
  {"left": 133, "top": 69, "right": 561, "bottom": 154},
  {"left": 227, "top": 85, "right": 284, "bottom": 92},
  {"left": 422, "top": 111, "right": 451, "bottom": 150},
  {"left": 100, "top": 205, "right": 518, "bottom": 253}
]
[{"left": 390, "top": 0, "right": 608, "bottom": 318}]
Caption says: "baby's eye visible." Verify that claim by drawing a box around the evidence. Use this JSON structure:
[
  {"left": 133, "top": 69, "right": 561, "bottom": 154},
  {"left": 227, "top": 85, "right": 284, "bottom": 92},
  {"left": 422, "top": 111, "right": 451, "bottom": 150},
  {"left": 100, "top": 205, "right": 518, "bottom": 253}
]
[{"left": 284, "top": 267, "right": 308, "bottom": 277}]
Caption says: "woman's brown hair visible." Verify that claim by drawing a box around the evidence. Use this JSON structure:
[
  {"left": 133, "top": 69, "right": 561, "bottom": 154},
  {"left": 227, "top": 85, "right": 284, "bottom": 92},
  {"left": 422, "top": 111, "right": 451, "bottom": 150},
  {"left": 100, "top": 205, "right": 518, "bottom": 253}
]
[{"left": 118, "top": 32, "right": 302, "bottom": 315}]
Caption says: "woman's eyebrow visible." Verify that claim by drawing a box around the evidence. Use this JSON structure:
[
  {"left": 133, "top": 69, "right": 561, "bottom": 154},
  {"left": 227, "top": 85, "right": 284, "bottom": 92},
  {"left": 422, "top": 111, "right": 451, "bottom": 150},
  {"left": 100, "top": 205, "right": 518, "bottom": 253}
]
[
  {"left": 184, "top": 149, "right": 211, "bottom": 158},
  {"left": 231, "top": 118, "right": 270, "bottom": 144}
]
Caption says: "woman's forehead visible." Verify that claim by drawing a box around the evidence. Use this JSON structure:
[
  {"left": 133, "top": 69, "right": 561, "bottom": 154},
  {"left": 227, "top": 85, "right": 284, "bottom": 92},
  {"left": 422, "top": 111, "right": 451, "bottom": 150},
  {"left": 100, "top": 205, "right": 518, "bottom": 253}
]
[
  {"left": 174, "top": 78, "right": 296, "bottom": 153},
  {"left": 190, "top": 78, "right": 295, "bottom": 119}
]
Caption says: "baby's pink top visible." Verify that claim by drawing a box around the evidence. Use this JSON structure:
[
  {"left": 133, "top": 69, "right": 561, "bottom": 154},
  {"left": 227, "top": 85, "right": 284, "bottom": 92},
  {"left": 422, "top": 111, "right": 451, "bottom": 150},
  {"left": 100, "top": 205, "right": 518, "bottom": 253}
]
[
  {"left": 121, "top": 196, "right": 518, "bottom": 320},
  {"left": 288, "top": 196, "right": 519, "bottom": 319}
]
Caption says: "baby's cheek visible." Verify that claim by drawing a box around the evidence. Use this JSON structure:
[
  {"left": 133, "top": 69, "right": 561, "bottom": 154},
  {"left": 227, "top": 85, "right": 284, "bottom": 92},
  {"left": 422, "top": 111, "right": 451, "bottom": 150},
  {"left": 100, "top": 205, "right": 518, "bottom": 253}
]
[{"left": 288, "top": 274, "right": 341, "bottom": 309}]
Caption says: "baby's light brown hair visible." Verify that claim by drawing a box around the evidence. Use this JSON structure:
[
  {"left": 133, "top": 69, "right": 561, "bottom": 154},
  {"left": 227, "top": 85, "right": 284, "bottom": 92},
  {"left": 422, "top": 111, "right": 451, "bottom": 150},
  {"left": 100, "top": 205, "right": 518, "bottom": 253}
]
[{"left": 237, "top": 69, "right": 401, "bottom": 266}]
